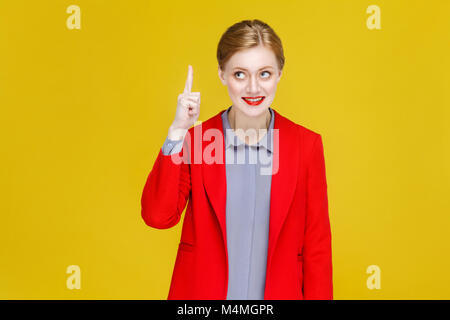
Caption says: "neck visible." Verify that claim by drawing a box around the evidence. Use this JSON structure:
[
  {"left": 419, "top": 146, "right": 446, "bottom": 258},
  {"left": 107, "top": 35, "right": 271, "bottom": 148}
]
[{"left": 228, "top": 106, "right": 271, "bottom": 145}]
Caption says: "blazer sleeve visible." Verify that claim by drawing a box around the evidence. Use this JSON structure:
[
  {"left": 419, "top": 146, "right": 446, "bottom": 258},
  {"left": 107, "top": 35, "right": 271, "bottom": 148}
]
[
  {"left": 303, "top": 133, "right": 333, "bottom": 300},
  {"left": 141, "top": 136, "right": 191, "bottom": 229}
]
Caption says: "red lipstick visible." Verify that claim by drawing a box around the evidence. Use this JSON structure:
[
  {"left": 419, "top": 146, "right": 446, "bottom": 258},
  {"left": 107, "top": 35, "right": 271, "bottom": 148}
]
[{"left": 242, "top": 96, "right": 265, "bottom": 106}]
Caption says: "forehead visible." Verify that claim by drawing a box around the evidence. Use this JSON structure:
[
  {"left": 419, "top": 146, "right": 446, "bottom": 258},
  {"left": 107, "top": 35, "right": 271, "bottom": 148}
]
[{"left": 226, "top": 45, "right": 278, "bottom": 71}]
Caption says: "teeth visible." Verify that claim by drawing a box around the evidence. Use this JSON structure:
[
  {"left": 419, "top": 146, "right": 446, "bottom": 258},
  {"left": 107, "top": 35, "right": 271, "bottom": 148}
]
[{"left": 244, "top": 97, "right": 263, "bottom": 102}]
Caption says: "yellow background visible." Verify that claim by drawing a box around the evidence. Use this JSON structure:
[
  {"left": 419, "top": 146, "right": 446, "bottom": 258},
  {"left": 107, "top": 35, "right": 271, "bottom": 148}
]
[{"left": 1, "top": 0, "right": 449, "bottom": 299}]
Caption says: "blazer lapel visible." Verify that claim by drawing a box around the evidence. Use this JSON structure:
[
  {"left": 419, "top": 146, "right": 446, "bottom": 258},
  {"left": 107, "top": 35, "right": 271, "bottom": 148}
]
[
  {"left": 201, "top": 110, "right": 228, "bottom": 254},
  {"left": 201, "top": 109, "right": 299, "bottom": 277},
  {"left": 266, "top": 110, "right": 299, "bottom": 275}
]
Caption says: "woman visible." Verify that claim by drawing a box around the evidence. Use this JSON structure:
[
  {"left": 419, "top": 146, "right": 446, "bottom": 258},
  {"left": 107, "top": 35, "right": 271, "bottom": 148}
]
[{"left": 141, "top": 19, "right": 333, "bottom": 300}]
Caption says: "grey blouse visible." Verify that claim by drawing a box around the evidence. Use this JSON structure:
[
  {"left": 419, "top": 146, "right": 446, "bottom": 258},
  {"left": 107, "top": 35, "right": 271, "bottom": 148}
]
[{"left": 161, "top": 106, "right": 275, "bottom": 300}]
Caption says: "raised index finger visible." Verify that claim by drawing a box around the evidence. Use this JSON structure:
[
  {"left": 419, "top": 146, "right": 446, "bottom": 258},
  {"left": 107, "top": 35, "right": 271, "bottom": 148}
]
[{"left": 184, "top": 65, "right": 193, "bottom": 94}]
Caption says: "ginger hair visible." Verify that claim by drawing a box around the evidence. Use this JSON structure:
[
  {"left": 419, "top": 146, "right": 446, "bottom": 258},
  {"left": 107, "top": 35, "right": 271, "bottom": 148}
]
[{"left": 217, "top": 19, "right": 285, "bottom": 72}]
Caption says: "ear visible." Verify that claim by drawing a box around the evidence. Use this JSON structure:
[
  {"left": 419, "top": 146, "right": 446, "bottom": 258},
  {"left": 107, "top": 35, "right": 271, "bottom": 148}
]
[
  {"left": 218, "top": 66, "right": 226, "bottom": 85},
  {"left": 277, "top": 69, "right": 282, "bottom": 83}
]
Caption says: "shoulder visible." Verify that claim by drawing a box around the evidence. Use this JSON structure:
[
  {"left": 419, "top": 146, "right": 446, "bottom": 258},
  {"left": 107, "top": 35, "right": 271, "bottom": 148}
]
[{"left": 273, "top": 109, "right": 322, "bottom": 148}]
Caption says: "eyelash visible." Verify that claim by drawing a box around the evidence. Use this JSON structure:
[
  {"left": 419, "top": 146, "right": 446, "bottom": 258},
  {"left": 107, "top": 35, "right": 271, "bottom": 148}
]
[{"left": 234, "top": 71, "right": 271, "bottom": 79}]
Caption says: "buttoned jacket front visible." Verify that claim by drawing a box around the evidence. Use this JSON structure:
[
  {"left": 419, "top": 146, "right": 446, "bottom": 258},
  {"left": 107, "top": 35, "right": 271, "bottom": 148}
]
[{"left": 141, "top": 108, "right": 333, "bottom": 300}]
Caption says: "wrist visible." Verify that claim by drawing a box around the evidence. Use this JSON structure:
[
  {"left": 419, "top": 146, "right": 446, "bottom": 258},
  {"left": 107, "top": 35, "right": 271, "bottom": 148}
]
[{"left": 168, "top": 125, "right": 187, "bottom": 141}]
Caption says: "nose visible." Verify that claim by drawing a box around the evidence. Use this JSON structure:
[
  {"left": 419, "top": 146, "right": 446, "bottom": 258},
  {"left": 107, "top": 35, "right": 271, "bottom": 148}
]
[{"left": 246, "top": 75, "right": 261, "bottom": 95}]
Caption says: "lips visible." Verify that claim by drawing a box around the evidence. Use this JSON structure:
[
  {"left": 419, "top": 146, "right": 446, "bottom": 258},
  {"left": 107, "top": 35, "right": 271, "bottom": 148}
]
[{"left": 242, "top": 96, "right": 265, "bottom": 106}]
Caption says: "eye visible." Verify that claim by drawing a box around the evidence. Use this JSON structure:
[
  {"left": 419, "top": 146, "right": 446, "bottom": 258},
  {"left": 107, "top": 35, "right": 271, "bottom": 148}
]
[
  {"left": 234, "top": 71, "right": 245, "bottom": 79},
  {"left": 261, "top": 71, "right": 271, "bottom": 78}
]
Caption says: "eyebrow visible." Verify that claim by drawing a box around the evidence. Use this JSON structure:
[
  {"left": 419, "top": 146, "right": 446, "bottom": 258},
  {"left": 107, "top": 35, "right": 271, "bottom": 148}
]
[{"left": 232, "top": 66, "right": 275, "bottom": 71}]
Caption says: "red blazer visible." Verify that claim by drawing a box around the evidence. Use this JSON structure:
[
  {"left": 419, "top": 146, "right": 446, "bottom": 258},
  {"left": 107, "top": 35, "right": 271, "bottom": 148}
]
[{"left": 141, "top": 108, "right": 333, "bottom": 300}]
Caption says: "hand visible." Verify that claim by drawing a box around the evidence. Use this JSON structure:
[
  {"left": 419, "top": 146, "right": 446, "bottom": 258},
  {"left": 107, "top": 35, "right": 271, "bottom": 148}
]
[{"left": 169, "top": 65, "right": 201, "bottom": 140}]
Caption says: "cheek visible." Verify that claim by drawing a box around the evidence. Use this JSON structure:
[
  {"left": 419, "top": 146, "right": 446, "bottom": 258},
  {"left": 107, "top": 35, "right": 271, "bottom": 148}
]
[
  {"left": 227, "top": 81, "right": 243, "bottom": 97},
  {"left": 264, "top": 81, "right": 278, "bottom": 95}
]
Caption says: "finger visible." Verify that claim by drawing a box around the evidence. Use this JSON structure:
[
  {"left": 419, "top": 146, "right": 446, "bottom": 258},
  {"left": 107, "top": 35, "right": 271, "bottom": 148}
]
[
  {"left": 185, "top": 94, "right": 200, "bottom": 105},
  {"left": 185, "top": 101, "right": 198, "bottom": 112},
  {"left": 183, "top": 65, "right": 193, "bottom": 94},
  {"left": 182, "top": 96, "right": 199, "bottom": 107},
  {"left": 184, "top": 96, "right": 199, "bottom": 105},
  {"left": 188, "top": 107, "right": 199, "bottom": 116}
]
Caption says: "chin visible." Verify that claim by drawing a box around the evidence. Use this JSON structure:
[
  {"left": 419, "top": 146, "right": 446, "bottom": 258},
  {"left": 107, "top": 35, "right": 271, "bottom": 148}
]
[{"left": 236, "top": 102, "right": 270, "bottom": 118}]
